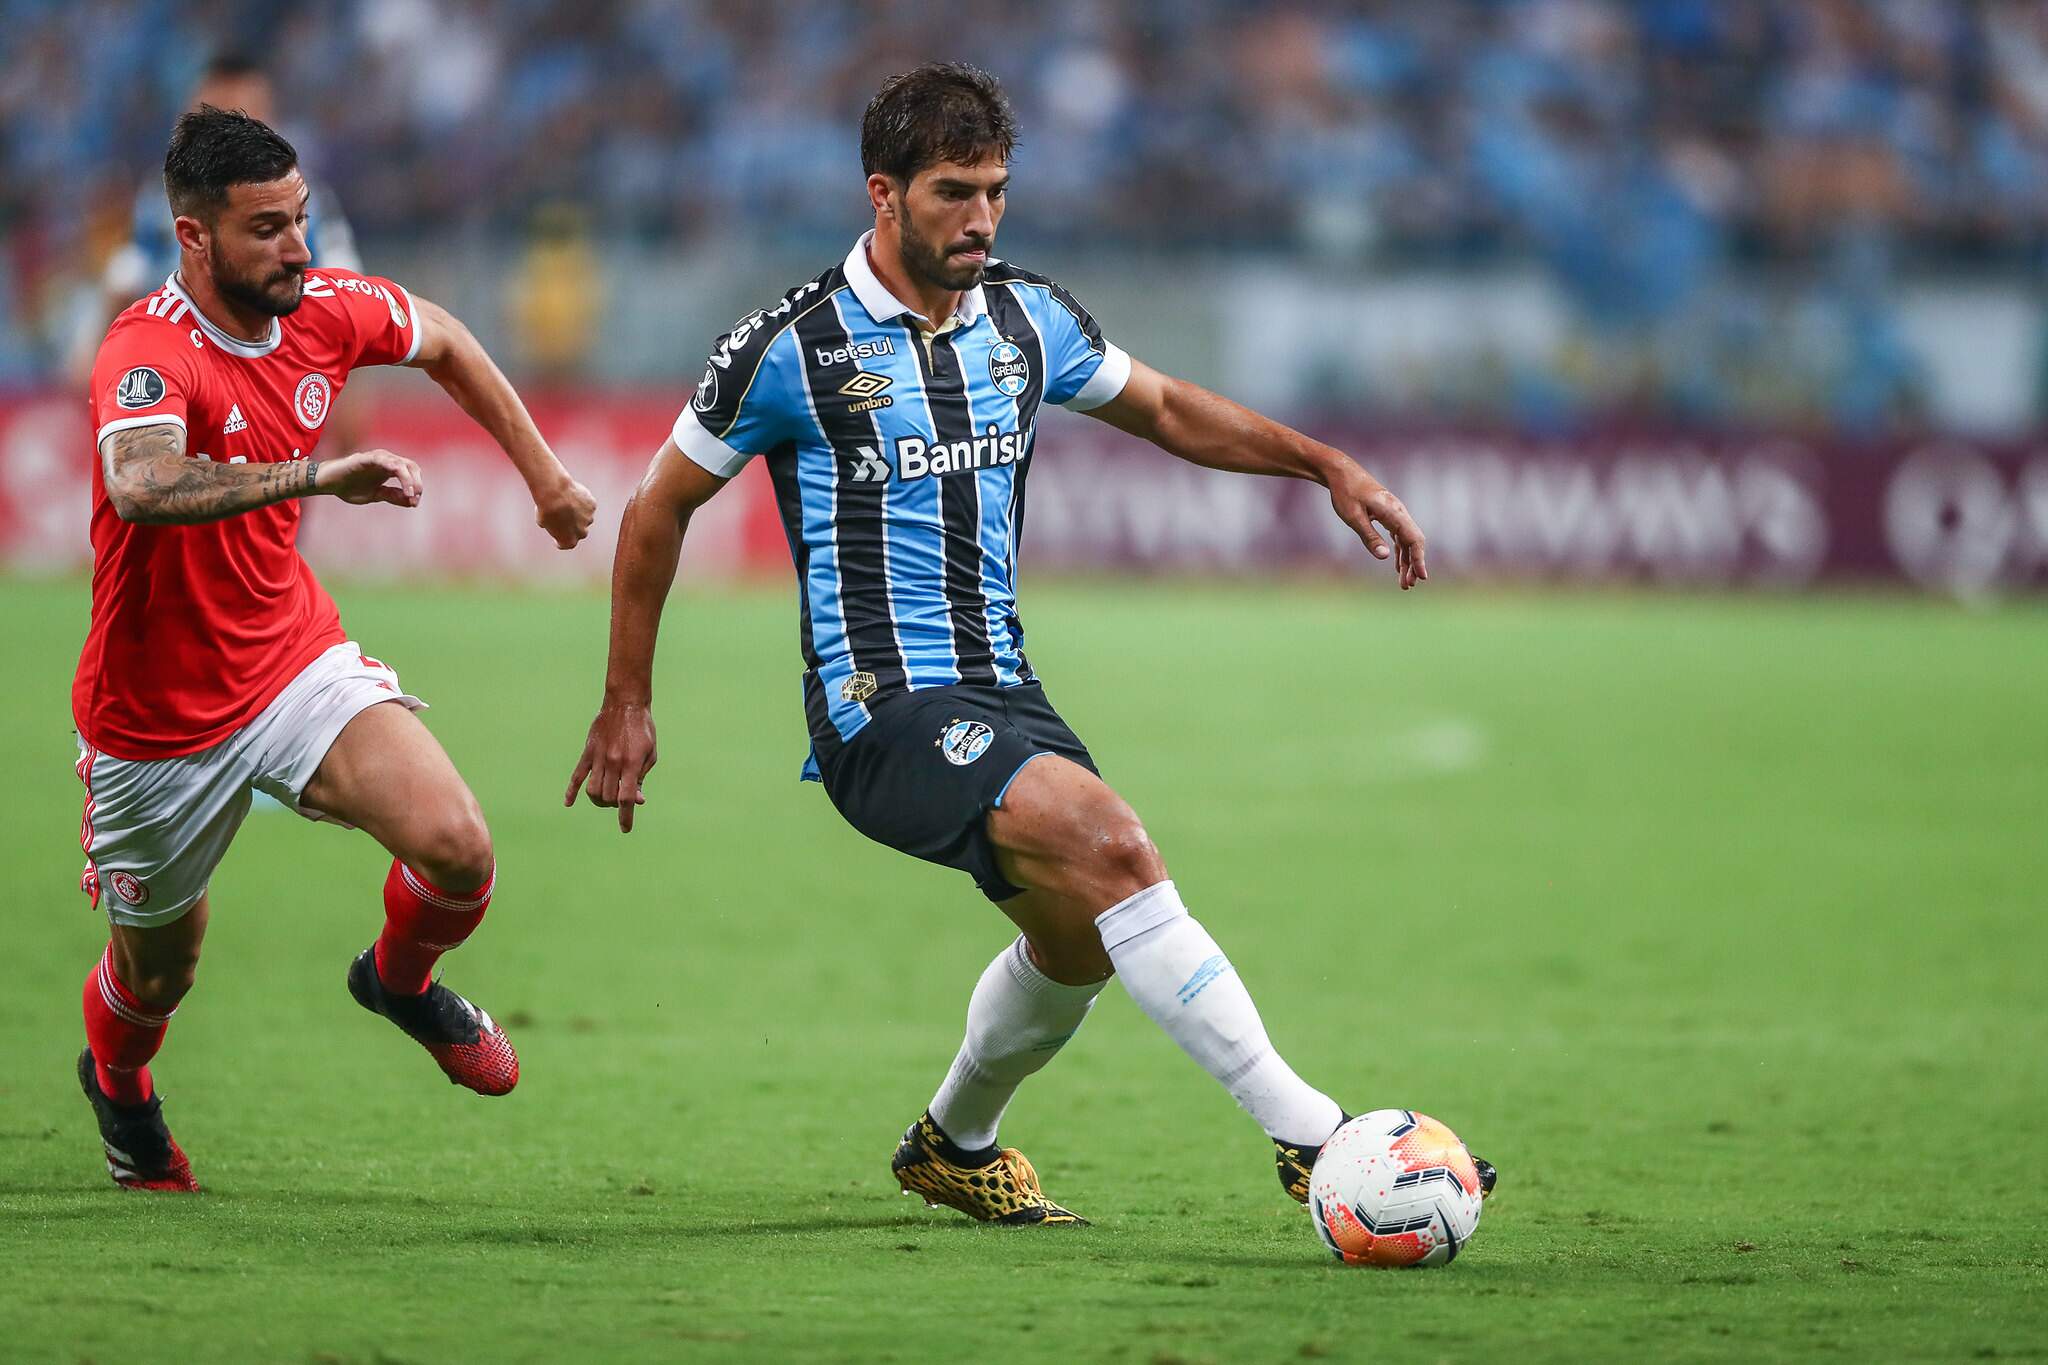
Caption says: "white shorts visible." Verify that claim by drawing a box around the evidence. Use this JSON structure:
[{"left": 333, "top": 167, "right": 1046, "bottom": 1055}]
[{"left": 75, "top": 641, "right": 425, "bottom": 929}]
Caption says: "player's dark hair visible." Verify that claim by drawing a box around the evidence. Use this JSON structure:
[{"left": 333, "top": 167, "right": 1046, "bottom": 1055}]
[
  {"left": 202, "top": 50, "right": 266, "bottom": 82},
  {"left": 163, "top": 105, "right": 298, "bottom": 221},
  {"left": 860, "top": 62, "right": 1017, "bottom": 183}
]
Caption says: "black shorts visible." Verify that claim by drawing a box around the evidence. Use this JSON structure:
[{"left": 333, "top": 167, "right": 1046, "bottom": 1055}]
[{"left": 818, "top": 682, "right": 1098, "bottom": 903}]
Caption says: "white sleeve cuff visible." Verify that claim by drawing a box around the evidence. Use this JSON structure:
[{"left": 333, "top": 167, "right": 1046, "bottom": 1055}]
[
  {"left": 392, "top": 283, "right": 423, "bottom": 364},
  {"left": 96, "top": 412, "right": 186, "bottom": 446},
  {"left": 672, "top": 405, "right": 753, "bottom": 478},
  {"left": 1062, "top": 342, "right": 1132, "bottom": 411}
]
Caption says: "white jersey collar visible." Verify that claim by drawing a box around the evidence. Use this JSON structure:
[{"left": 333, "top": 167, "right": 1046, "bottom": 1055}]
[
  {"left": 165, "top": 272, "right": 283, "bottom": 358},
  {"left": 843, "top": 230, "right": 987, "bottom": 330}
]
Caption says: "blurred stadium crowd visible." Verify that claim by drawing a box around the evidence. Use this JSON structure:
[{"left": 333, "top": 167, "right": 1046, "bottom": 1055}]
[{"left": 5, "top": 0, "right": 2047, "bottom": 428}]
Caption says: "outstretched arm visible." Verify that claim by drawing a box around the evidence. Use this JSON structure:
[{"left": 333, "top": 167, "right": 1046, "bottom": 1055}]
[
  {"left": 100, "top": 421, "right": 423, "bottom": 525},
  {"left": 404, "top": 295, "right": 596, "bottom": 549},
  {"left": 564, "top": 439, "right": 727, "bottom": 832},
  {"left": 1085, "top": 358, "right": 1427, "bottom": 589}
]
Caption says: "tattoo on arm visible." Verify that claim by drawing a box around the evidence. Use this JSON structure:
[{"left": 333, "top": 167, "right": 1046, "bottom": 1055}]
[{"left": 101, "top": 423, "right": 316, "bottom": 525}]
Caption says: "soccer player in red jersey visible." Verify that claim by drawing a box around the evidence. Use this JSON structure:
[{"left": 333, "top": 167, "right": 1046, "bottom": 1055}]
[{"left": 71, "top": 107, "right": 597, "bottom": 1191}]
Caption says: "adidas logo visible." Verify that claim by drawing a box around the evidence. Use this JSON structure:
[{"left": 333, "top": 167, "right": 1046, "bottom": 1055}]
[{"left": 223, "top": 404, "right": 248, "bottom": 434}]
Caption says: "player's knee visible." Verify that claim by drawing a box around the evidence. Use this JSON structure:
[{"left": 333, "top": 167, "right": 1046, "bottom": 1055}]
[
  {"left": 1090, "top": 807, "right": 1166, "bottom": 901},
  {"left": 413, "top": 803, "right": 494, "bottom": 894},
  {"left": 126, "top": 949, "right": 200, "bottom": 1009}
]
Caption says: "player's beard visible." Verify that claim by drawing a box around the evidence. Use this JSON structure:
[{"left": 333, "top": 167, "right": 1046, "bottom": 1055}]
[
  {"left": 899, "top": 202, "right": 989, "bottom": 293},
  {"left": 210, "top": 241, "right": 305, "bottom": 317}
]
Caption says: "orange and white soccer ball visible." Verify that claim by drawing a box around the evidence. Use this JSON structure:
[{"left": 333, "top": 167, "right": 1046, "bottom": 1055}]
[{"left": 1308, "top": 1109, "right": 1486, "bottom": 1267}]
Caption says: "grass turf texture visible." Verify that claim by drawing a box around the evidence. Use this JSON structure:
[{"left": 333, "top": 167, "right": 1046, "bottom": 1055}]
[{"left": 1, "top": 574, "right": 2043, "bottom": 1364}]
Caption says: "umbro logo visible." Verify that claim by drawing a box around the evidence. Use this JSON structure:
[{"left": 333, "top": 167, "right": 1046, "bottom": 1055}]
[
  {"left": 223, "top": 403, "right": 248, "bottom": 434},
  {"left": 839, "top": 370, "right": 893, "bottom": 414}
]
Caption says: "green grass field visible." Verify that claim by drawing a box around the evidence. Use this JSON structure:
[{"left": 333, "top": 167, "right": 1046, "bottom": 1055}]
[{"left": 2, "top": 574, "right": 2043, "bottom": 1363}]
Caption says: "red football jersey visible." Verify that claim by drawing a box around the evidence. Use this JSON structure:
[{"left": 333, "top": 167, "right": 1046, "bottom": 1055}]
[{"left": 75, "top": 268, "right": 423, "bottom": 760}]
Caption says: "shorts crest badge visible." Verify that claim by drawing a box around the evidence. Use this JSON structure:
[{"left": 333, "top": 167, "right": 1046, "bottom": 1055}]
[{"left": 937, "top": 719, "right": 995, "bottom": 766}]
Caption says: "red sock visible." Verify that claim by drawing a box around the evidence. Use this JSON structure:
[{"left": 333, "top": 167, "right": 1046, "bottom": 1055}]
[
  {"left": 374, "top": 859, "right": 493, "bottom": 995},
  {"left": 82, "top": 946, "right": 174, "bottom": 1106}
]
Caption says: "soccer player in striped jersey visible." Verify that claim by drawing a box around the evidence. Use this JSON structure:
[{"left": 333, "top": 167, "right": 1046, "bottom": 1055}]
[{"left": 567, "top": 63, "right": 1490, "bottom": 1224}]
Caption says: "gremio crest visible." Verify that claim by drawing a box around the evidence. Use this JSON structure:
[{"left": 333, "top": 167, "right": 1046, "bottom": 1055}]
[
  {"left": 988, "top": 341, "right": 1028, "bottom": 398},
  {"left": 937, "top": 719, "right": 995, "bottom": 766}
]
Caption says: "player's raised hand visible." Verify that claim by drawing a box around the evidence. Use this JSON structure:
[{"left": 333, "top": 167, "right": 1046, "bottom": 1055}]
[
  {"left": 535, "top": 474, "right": 598, "bottom": 549},
  {"left": 565, "top": 701, "right": 658, "bottom": 833},
  {"left": 1328, "top": 465, "right": 1428, "bottom": 590},
  {"left": 315, "top": 448, "right": 424, "bottom": 508}
]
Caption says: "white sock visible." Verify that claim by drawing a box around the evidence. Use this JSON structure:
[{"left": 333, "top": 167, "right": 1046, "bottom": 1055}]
[
  {"left": 1096, "top": 880, "right": 1343, "bottom": 1147},
  {"left": 927, "top": 935, "right": 1106, "bottom": 1151}
]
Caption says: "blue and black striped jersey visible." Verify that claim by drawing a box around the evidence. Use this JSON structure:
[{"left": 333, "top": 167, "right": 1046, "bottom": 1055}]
[{"left": 672, "top": 231, "right": 1131, "bottom": 778}]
